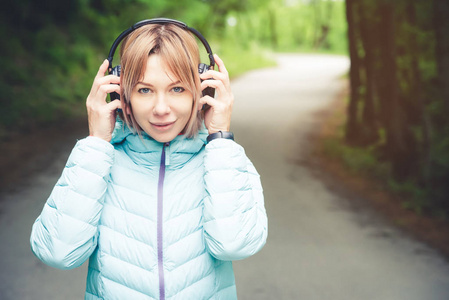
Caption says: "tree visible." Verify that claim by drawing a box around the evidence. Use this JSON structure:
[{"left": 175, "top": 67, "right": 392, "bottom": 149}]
[
  {"left": 344, "top": 0, "right": 449, "bottom": 214},
  {"left": 345, "top": 0, "right": 362, "bottom": 145}
]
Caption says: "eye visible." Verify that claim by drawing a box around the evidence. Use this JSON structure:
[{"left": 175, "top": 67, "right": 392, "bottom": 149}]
[
  {"left": 172, "top": 86, "right": 185, "bottom": 93},
  {"left": 138, "top": 88, "right": 151, "bottom": 94}
]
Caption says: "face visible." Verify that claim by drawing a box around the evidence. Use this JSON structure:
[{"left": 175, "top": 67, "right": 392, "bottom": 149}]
[{"left": 129, "top": 54, "right": 193, "bottom": 143}]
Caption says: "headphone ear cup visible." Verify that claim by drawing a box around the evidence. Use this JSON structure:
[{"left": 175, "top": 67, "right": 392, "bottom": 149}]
[
  {"left": 110, "top": 65, "right": 121, "bottom": 101},
  {"left": 198, "top": 63, "right": 215, "bottom": 98}
]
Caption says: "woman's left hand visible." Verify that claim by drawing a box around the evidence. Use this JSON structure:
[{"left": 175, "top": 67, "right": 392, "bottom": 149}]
[{"left": 199, "top": 54, "right": 234, "bottom": 134}]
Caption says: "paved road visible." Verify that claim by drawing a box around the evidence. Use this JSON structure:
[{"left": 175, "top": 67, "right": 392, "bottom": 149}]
[
  {"left": 231, "top": 54, "right": 449, "bottom": 300},
  {"left": 1, "top": 54, "right": 449, "bottom": 299}
]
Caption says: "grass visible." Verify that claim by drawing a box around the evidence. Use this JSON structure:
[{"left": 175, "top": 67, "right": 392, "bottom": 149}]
[
  {"left": 211, "top": 41, "right": 277, "bottom": 79},
  {"left": 320, "top": 94, "right": 434, "bottom": 216},
  {"left": 311, "top": 88, "right": 449, "bottom": 259}
]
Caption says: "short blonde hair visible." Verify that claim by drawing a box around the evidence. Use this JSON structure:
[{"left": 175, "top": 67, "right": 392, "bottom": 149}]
[{"left": 119, "top": 23, "right": 203, "bottom": 138}]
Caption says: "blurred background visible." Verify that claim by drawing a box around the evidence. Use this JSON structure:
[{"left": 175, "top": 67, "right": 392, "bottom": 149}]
[
  {"left": 1, "top": 0, "right": 449, "bottom": 299},
  {"left": 2, "top": 0, "right": 449, "bottom": 222},
  {"left": 0, "top": 0, "right": 347, "bottom": 133}
]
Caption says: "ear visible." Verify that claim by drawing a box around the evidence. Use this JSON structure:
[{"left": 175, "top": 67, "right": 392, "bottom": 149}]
[{"left": 121, "top": 98, "right": 132, "bottom": 115}]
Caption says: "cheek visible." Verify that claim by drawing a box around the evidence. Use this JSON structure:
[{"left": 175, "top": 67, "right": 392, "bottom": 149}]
[
  {"left": 183, "top": 101, "right": 193, "bottom": 114},
  {"left": 130, "top": 95, "right": 151, "bottom": 115},
  {"left": 176, "top": 97, "right": 194, "bottom": 118}
]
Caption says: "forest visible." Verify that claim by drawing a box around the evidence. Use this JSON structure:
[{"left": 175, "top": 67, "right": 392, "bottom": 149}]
[
  {"left": 1, "top": 0, "right": 448, "bottom": 216},
  {"left": 344, "top": 0, "right": 449, "bottom": 217}
]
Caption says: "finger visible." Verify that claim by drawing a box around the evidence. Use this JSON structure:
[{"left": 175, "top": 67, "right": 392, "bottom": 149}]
[
  {"left": 198, "top": 95, "right": 219, "bottom": 110},
  {"left": 89, "top": 61, "right": 114, "bottom": 96},
  {"left": 97, "top": 84, "right": 121, "bottom": 96},
  {"left": 95, "top": 59, "right": 109, "bottom": 79},
  {"left": 96, "top": 75, "right": 121, "bottom": 86},
  {"left": 199, "top": 70, "right": 227, "bottom": 82},
  {"left": 214, "top": 54, "right": 228, "bottom": 75},
  {"left": 90, "top": 75, "right": 120, "bottom": 97},
  {"left": 201, "top": 79, "right": 226, "bottom": 96},
  {"left": 107, "top": 98, "right": 122, "bottom": 111}
]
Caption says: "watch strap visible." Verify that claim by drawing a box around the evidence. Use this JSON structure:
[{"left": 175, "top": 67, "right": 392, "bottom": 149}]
[{"left": 206, "top": 131, "right": 234, "bottom": 143}]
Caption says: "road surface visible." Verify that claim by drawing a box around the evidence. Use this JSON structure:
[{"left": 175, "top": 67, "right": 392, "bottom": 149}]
[{"left": 1, "top": 54, "right": 449, "bottom": 300}]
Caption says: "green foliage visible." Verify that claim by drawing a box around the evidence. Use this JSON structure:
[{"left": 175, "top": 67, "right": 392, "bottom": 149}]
[
  {"left": 0, "top": 0, "right": 346, "bottom": 139},
  {"left": 216, "top": 41, "right": 276, "bottom": 78},
  {"left": 343, "top": 0, "right": 449, "bottom": 217},
  {"left": 323, "top": 107, "right": 437, "bottom": 216},
  {"left": 389, "top": 180, "right": 429, "bottom": 215},
  {"left": 223, "top": 0, "right": 347, "bottom": 54},
  {"left": 324, "top": 134, "right": 390, "bottom": 180}
]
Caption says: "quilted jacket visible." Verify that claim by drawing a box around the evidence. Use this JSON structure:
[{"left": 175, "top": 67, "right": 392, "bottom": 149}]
[{"left": 30, "top": 121, "right": 268, "bottom": 299}]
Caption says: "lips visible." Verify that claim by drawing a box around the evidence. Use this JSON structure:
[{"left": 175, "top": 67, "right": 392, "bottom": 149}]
[{"left": 150, "top": 121, "right": 176, "bottom": 131}]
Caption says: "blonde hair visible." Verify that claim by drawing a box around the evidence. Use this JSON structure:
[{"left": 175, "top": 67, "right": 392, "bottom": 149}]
[{"left": 119, "top": 23, "right": 203, "bottom": 138}]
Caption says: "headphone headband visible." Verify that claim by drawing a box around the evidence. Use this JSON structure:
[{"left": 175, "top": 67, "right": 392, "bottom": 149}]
[{"left": 107, "top": 18, "right": 215, "bottom": 72}]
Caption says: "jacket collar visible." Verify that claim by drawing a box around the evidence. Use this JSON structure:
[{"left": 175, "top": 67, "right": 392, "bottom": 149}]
[{"left": 110, "top": 118, "right": 207, "bottom": 168}]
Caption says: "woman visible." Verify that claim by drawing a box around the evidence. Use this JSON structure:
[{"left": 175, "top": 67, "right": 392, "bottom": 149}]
[{"left": 30, "top": 20, "right": 267, "bottom": 300}]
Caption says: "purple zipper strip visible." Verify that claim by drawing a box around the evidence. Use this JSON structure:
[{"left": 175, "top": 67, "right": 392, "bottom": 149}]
[{"left": 157, "top": 143, "right": 169, "bottom": 300}]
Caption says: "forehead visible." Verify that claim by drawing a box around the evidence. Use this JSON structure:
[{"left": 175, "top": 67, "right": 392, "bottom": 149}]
[{"left": 141, "top": 54, "right": 178, "bottom": 83}]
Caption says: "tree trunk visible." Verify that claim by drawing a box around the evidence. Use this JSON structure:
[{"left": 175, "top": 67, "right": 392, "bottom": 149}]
[
  {"left": 358, "top": 0, "right": 379, "bottom": 145},
  {"left": 314, "top": 0, "right": 333, "bottom": 49},
  {"left": 434, "top": 0, "right": 449, "bottom": 113},
  {"left": 268, "top": 9, "right": 278, "bottom": 49},
  {"left": 406, "top": 2, "right": 432, "bottom": 187},
  {"left": 378, "top": 3, "right": 409, "bottom": 179},
  {"left": 345, "top": 0, "right": 362, "bottom": 144},
  {"left": 312, "top": 0, "right": 322, "bottom": 49}
]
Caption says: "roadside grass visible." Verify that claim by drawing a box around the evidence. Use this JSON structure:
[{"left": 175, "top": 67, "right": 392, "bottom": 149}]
[
  {"left": 311, "top": 84, "right": 449, "bottom": 259},
  {"left": 211, "top": 41, "right": 277, "bottom": 79},
  {"left": 320, "top": 94, "right": 433, "bottom": 217},
  {"left": 275, "top": 45, "right": 348, "bottom": 56}
]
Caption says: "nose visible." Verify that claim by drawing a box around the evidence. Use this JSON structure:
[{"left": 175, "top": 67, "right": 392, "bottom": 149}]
[{"left": 152, "top": 93, "right": 171, "bottom": 115}]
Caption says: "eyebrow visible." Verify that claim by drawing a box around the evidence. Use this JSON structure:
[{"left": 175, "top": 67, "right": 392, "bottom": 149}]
[{"left": 136, "top": 80, "right": 182, "bottom": 87}]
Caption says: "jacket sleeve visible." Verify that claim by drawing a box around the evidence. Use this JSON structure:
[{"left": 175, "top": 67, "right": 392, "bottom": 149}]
[
  {"left": 203, "top": 138, "right": 268, "bottom": 261},
  {"left": 30, "top": 136, "right": 114, "bottom": 270}
]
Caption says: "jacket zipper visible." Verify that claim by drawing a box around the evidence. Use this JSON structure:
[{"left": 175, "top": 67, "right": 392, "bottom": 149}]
[{"left": 157, "top": 142, "right": 169, "bottom": 300}]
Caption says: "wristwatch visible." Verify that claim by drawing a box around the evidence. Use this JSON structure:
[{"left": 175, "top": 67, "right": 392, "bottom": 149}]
[{"left": 206, "top": 131, "right": 234, "bottom": 143}]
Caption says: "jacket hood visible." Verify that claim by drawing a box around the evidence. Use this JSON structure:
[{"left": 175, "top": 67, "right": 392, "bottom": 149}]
[{"left": 110, "top": 118, "right": 208, "bottom": 168}]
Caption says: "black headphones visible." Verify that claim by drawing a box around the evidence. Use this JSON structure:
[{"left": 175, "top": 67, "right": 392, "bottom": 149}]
[{"left": 107, "top": 18, "right": 215, "bottom": 102}]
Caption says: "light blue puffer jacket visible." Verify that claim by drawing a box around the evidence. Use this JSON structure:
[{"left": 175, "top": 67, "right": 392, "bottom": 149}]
[{"left": 30, "top": 121, "right": 267, "bottom": 299}]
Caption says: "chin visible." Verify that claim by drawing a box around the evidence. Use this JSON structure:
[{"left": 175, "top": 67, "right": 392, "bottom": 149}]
[{"left": 149, "top": 132, "right": 178, "bottom": 143}]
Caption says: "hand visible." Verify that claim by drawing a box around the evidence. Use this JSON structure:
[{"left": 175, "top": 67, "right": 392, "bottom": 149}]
[
  {"left": 86, "top": 59, "right": 122, "bottom": 142},
  {"left": 199, "top": 54, "right": 234, "bottom": 134}
]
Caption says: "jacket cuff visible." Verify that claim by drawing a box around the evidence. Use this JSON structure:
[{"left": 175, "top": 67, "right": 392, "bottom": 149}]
[{"left": 204, "top": 138, "right": 245, "bottom": 166}]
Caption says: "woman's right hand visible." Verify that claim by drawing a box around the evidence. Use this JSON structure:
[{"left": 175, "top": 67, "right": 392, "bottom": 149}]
[{"left": 86, "top": 59, "right": 122, "bottom": 142}]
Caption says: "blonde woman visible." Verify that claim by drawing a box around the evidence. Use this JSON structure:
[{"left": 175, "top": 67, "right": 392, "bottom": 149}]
[{"left": 30, "top": 19, "right": 267, "bottom": 299}]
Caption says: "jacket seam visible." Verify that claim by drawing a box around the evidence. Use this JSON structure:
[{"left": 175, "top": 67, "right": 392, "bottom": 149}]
[
  {"left": 168, "top": 266, "right": 215, "bottom": 298},
  {"left": 99, "top": 249, "right": 156, "bottom": 275},
  {"left": 114, "top": 162, "right": 157, "bottom": 177},
  {"left": 167, "top": 249, "right": 207, "bottom": 272},
  {"left": 43, "top": 203, "right": 97, "bottom": 229},
  {"left": 165, "top": 204, "right": 201, "bottom": 223},
  {"left": 101, "top": 273, "right": 156, "bottom": 299},
  {"left": 166, "top": 227, "right": 202, "bottom": 249},
  {"left": 204, "top": 203, "right": 255, "bottom": 223},
  {"left": 64, "top": 163, "right": 111, "bottom": 180},
  {"left": 99, "top": 225, "right": 154, "bottom": 257},
  {"left": 109, "top": 181, "right": 151, "bottom": 198},
  {"left": 102, "top": 202, "right": 156, "bottom": 227},
  {"left": 204, "top": 168, "right": 249, "bottom": 176}
]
